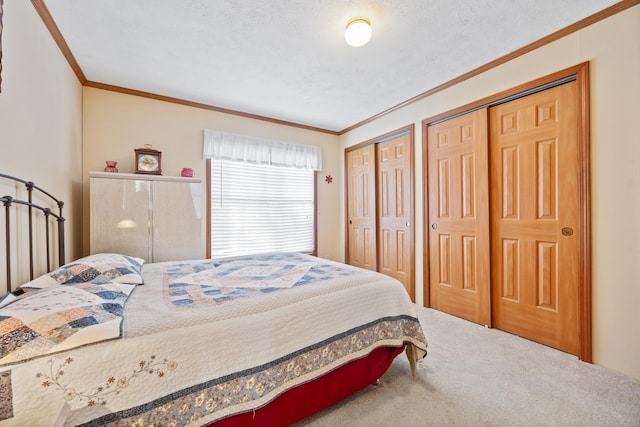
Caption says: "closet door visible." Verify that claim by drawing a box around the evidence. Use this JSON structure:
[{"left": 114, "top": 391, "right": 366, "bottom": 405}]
[
  {"left": 427, "top": 109, "right": 491, "bottom": 325},
  {"left": 490, "top": 82, "right": 580, "bottom": 355},
  {"left": 377, "top": 133, "right": 414, "bottom": 297},
  {"left": 346, "top": 144, "right": 377, "bottom": 271}
]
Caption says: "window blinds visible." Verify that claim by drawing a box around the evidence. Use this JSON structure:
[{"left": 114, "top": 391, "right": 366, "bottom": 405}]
[{"left": 210, "top": 159, "right": 315, "bottom": 258}]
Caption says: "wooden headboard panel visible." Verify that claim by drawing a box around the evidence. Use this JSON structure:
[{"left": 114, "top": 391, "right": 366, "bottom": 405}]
[{"left": 0, "top": 173, "right": 65, "bottom": 293}]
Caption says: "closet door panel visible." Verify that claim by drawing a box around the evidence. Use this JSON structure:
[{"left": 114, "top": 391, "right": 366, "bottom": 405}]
[
  {"left": 427, "top": 109, "right": 491, "bottom": 325},
  {"left": 490, "top": 82, "right": 580, "bottom": 355},
  {"left": 377, "top": 134, "right": 414, "bottom": 298},
  {"left": 346, "top": 145, "right": 377, "bottom": 271}
]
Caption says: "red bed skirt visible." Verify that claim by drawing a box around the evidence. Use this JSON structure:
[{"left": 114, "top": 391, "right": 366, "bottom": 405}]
[{"left": 209, "top": 345, "right": 405, "bottom": 427}]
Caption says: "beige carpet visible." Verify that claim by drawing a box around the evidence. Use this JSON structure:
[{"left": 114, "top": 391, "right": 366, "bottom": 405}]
[{"left": 296, "top": 307, "right": 640, "bottom": 427}]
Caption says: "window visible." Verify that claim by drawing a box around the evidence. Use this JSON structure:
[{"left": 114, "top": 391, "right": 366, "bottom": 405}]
[{"left": 210, "top": 159, "right": 315, "bottom": 258}]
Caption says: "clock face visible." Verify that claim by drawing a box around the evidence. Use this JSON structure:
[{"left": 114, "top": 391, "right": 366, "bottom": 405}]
[{"left": 138, "top": 154, "right": 159, "bottom": 171}]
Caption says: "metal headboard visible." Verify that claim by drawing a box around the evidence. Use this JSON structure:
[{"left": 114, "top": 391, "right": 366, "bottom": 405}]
[{"left": 1, "top": 173, "right": 65, "bottom": 293}]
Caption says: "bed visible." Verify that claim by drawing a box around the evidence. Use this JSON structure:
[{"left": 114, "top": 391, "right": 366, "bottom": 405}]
[{"left": 0, "top": 173, "right": 428, "bottom": 427}]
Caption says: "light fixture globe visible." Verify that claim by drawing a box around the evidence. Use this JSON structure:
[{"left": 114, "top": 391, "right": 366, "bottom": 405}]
[{"left": 345, "top": 17, "right": 372, "bottom": 47}]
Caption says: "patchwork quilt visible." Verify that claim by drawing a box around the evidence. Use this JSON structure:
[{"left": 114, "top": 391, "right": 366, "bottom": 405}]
[
  {"left": 0, "top": 253, "right": 427, "bottom": 426},
  {"left": 164, "top": 252, "right": 355, "bottom": 309},
  {"left": 0, "top": 282, "right": 135, "bottom": 366},
  {"left": 20, "top": 253, "right": 145, "bottom": 289}
]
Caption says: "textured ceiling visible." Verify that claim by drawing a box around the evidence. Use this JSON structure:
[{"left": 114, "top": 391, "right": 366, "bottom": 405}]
[{"left": 42, "top": 0, "right": 621, "bottom": 132}]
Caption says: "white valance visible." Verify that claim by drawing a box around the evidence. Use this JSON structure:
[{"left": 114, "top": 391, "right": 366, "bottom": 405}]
[{"left": 203, "top": 129, "right": 322, "bottom": 171}]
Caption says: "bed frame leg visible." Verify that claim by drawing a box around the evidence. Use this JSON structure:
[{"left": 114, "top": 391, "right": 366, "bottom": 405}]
[
  {"left": 405, "top": 343, "right": 427, "bottom": 380},
  {"left": 405, "top": 343, "right": 417, "bottom": 378}
]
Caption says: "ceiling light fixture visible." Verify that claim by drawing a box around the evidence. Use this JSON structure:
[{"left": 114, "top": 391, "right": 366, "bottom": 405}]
[{"left": 345, "top": 17, "right": 372, "bottom": 47}]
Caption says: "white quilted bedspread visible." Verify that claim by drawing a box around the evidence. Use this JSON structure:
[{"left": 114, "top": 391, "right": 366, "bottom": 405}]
[{"left": 0, "top": 253, "right": 427, "bottom": 427}]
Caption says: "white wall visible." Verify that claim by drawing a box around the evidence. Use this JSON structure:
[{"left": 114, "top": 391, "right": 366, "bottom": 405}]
[
  {"left": 0, "top": 0, "right": 83, "bottom": 286},
  {"left": 339, "top": 5, "right": 640, "bottom": 381}
]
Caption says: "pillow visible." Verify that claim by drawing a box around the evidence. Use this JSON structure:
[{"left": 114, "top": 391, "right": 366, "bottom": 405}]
[
  {"left": 20, "top": 253, "right": 144, "bottom": 289},
  {"left": 0, "top": 293, "right": 16, "bottom": 309},
  {"left": 0, "top": 281, "right": 135, "bottom": 366}
]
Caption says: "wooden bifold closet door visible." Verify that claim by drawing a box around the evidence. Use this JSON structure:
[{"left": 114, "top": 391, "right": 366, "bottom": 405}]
[
  {"left": 427, "top": 81, "right": 581, "bottom": 356},
  {"left": 346, "top": 131, "right": 414, "bottom": 300}
]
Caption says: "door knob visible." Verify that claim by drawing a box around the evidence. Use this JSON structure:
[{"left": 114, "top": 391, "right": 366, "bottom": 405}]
[
  {"left": 406, "top": 222, "right": 410, "bottom": 227},
  {"left": 561, "top": 227, "right": 573, "bottom": 236},
  {"left": 431, "top": 223, "right": 438, "bottom": 230},
  {"left": 349, "top": 220, "right": 352, "bottom": 224}
]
